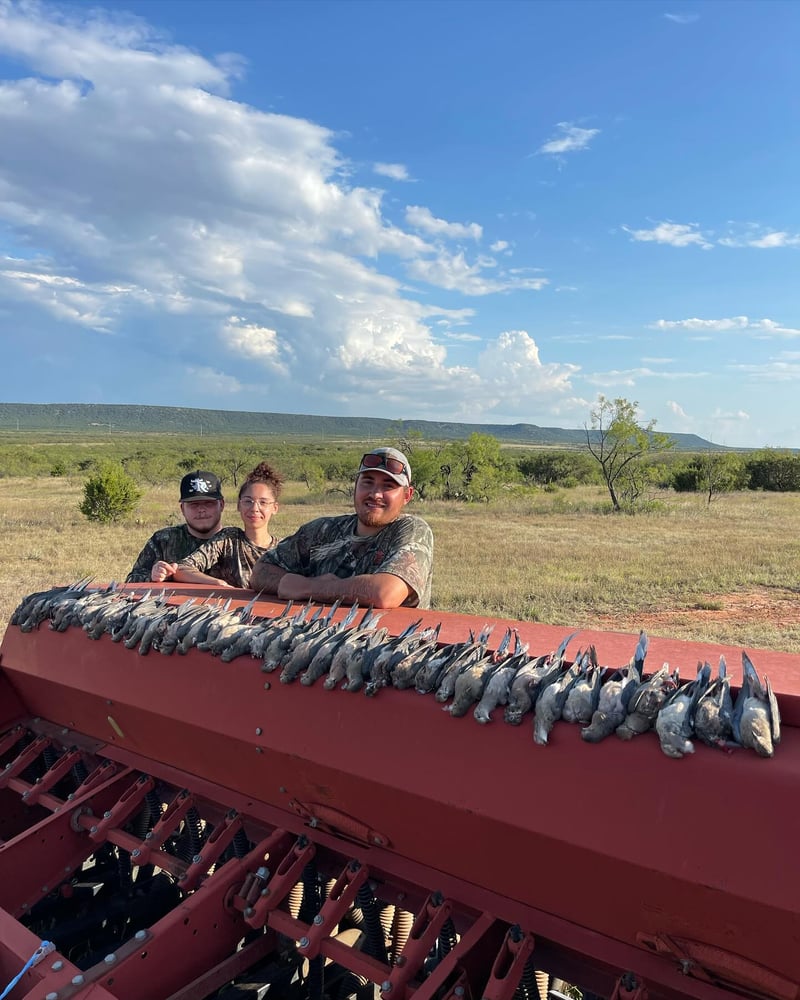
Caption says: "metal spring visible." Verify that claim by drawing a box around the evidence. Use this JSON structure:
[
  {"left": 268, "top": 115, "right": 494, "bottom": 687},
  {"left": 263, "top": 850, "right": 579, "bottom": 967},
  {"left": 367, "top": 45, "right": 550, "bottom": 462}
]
[{"left": 355, "top": 883, "right": 389, "bottom": 965}]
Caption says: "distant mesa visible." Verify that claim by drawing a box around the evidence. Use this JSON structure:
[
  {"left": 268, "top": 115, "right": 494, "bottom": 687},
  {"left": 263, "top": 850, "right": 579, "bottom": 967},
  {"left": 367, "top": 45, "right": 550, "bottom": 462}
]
[{"left": 0, "top": 402, "right": 724, "bottom": 452}]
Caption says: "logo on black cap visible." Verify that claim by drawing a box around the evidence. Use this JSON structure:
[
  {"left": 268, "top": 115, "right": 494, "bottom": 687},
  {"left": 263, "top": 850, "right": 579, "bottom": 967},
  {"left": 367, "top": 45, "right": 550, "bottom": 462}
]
[{"left": 180, "top": 470, "right": 223, "bottom": 502}]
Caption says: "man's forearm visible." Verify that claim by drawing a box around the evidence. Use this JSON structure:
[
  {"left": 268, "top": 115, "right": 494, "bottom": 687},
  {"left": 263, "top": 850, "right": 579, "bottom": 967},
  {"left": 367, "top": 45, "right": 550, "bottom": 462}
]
[
  {"left": 277, "top": 572, "right": 411, "bottom": 608},
  {"left": 249, "top": 560, "right": 288, "bottom": 594}
]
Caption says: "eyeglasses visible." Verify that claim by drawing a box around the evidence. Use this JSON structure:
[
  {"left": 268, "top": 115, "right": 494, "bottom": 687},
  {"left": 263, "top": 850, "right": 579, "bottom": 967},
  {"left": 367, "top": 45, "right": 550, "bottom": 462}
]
[
  {"left": 360, "top": 453, "right": 409, "bottom": 478},
  {"left": 240, "top": 498, "right": 275, "bottom": 510}
]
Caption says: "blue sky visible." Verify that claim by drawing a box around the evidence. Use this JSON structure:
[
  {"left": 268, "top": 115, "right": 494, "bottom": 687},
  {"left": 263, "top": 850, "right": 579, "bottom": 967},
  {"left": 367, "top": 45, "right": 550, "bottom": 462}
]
[{"left": 1, "top": 0, "right": 798, "bottom": 447}]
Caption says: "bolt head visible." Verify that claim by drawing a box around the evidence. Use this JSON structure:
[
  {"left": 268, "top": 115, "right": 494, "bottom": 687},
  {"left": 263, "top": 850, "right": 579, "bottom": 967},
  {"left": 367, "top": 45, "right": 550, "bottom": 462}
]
[
  {"left": 135, "top": 930, "right": 147, "bottom": 941},
  {"left": 51, "top": 961, "right": 63, "bottom": 972},
  {"left": 298, "top": 936, "right": 310, "bottom": 948},
  {"left": 381, "top": 981, "right": 392, "bottom": 993},
  {"left": 313, "top": 914, "right": 323, "bottom": 925},
  {"left": 71, "top": 975, "right": 85, "bottom": 985},
  {"left": 45, "top": 993, "right": 59, "bottom": 1000},
  {"left": 104, "top": 953, "right": 116, "bottom": 964},
  {"left": 103, "top": 810, "right": 112, "bottom": 819},
  {"left": 255, "top": 727, "right": 263, "bottom": 736},
  {"left": 192, "top": 854, "right": 203, "bottom": 865}
]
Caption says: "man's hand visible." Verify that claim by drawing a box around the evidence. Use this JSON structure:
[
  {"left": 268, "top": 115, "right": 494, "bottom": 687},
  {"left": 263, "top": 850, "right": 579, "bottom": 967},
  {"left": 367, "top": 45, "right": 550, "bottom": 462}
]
[{"left": 151, "top": 561, "right": 178, "bottom": 582}]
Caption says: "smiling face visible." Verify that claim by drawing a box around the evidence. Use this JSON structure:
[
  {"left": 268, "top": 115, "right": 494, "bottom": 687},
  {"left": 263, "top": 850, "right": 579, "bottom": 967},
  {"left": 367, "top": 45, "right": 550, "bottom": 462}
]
[
  {"left": 180, "top": 498, "right": 224, "bottom": 538},
  {"left": 354, "top": 470, "right": 413, "bottom": 535},
  {"left": 237, "top": 481, "right": 277, "bottom": 532}
]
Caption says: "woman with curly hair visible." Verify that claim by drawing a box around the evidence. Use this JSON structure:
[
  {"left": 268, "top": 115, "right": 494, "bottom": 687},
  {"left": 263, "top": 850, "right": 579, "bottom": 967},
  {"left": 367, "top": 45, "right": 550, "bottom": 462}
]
[{"left": 173, "top": 462, "right": 283, "bottom": 589}]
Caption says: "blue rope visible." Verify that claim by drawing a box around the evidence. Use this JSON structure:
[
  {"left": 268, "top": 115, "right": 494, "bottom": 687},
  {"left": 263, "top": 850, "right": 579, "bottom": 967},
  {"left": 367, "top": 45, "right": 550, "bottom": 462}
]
[{"left": 0, "top": 941, "right": 53, "bottom": 999}]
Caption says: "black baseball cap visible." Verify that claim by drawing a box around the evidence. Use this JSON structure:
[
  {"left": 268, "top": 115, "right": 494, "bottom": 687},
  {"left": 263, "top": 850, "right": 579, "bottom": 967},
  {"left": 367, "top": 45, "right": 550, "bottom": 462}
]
[{"left": 180, "top": 470, "right": 224, "bottom": 502}]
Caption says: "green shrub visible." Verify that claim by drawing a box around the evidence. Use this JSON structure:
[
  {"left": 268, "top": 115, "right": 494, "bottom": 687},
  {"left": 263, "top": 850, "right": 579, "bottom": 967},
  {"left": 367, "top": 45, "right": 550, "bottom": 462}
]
[{"left": 79, "top": 462, "right": 143, "bottom": 523}]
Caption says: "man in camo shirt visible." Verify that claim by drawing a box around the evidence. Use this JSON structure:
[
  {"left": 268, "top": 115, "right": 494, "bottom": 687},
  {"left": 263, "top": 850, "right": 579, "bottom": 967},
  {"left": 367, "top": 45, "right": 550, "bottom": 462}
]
[
  {"left": 126, "top": 471, "right": 225, "bottom": 583},
  {"left": 250, "top": 447, "right": 433, "bottom": 608}
]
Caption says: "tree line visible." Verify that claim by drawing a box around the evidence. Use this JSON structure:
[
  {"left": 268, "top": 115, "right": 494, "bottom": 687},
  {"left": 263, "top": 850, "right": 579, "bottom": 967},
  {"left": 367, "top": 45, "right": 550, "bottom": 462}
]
[{"left": 2, "top": 397, "right": 799, "bottom": 522}]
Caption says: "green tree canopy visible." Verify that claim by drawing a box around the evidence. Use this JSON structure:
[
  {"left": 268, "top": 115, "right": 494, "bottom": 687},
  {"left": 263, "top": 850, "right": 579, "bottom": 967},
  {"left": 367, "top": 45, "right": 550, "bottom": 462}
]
[{"left": 586, "top": 396, "right": 674, "bottom": 512}]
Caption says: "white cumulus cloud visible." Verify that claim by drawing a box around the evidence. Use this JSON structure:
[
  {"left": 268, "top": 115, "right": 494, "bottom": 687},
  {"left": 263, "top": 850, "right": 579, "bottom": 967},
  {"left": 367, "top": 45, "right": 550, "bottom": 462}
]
[
  {"left": 538, "top": 122, "right": 600, "bottom": 155},
  {"left": 654, "top": 316, "right": 800, "bottom": 337},
  {"left": 622, "top": 221, "right": 713, "bottom": 249},
  {"left": 0, "top": 0, "right": 555, "bottom": 417},
  {"left": 405, "top": 205, "right": 482, "bottom": 241},
  {"left": 373, "top": 162, "right": 411, "bottom": 181}
]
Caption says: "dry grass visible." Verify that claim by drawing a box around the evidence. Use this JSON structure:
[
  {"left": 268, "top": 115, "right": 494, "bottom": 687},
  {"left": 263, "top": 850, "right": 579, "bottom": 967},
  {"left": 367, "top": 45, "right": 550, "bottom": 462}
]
[{"left": 2, "top": 479, "right": 800, "bottom": 652}]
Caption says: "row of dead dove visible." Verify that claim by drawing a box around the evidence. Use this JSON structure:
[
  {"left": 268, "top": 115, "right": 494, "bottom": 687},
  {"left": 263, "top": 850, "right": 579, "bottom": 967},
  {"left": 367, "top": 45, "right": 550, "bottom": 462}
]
[{"left": 10, "top": 584, "right": 781, "bottom": 757}]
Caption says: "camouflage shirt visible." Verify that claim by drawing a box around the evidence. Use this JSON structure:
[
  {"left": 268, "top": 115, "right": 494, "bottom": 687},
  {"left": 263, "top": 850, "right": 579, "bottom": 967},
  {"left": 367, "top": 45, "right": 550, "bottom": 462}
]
[
  {"left": 126, "top": 524, "right": 215, "bottom": 583},
  {"left": 258, "top": 513, "right": 433, "bottom": 608},
  {"left": 177, "top": 526, "right": 276, "bottom": 589}
]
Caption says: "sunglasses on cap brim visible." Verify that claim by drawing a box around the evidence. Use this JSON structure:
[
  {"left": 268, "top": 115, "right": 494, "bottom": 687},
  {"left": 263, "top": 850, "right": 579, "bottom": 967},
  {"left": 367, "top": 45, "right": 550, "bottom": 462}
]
[{"left": 360, "top": 453, "right": 409, "bottom": 478}]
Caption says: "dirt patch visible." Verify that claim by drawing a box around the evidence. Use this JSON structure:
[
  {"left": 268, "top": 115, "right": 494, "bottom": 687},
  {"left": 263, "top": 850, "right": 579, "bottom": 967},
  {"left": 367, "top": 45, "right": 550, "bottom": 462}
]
[{"left": 591, "top": 586, "right": 800, "bottom": 637}]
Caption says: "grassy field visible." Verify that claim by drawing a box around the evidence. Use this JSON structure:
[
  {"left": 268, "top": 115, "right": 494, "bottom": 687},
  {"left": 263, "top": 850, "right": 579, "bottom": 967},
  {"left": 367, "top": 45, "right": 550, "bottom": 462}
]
[{"left": 2, "top": 477, "right": 800, "bottom": 653}]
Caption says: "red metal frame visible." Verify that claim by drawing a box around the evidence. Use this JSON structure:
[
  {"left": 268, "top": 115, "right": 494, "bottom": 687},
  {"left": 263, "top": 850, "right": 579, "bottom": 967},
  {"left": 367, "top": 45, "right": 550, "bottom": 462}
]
[{"left": 1, "top": 585, "right": 799, "bottom": 1000}]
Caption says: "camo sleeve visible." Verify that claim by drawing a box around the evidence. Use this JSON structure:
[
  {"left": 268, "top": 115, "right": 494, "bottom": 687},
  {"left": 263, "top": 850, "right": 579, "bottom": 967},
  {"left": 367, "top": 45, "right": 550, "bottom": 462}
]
[
  {"left": 126, "top": 536, "right": 162, "bottom": 583},
  {"left": 369, "top": 516, "right": 434, "bottom": 608},
  {"left": 176, "top": 530, "right": 235, "bottom": 582},
  {"left": 126, "top": 525, "right": 204, "bottom": 583},
  {"left": 256, "top": 514, "right": 433, "bottom": 608}
]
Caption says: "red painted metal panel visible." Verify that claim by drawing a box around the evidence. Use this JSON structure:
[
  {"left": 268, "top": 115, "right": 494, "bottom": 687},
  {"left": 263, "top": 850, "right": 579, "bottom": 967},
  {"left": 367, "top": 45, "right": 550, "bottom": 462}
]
[{"left": 1, "top": 586, "right": 799, "bottom": 999}]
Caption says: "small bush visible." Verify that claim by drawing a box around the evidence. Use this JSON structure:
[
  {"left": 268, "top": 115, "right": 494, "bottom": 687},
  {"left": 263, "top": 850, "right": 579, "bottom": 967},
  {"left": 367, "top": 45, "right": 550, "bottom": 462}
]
[{"left": 79, "top": 462, "right": 142, "bottom": 524}]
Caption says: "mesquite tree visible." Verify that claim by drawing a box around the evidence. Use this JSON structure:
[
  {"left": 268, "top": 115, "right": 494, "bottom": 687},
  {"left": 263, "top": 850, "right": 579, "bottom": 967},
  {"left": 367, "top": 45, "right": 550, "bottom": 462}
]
[{"left": 586, "top": 396, "right": 673, "bottom": 512}]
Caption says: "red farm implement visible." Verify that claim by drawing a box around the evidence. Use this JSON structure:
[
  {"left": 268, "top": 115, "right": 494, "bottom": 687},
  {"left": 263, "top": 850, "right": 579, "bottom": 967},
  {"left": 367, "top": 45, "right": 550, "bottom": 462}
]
[{"left": 0, "top": 584, "right": 798, "bottom": 1000}]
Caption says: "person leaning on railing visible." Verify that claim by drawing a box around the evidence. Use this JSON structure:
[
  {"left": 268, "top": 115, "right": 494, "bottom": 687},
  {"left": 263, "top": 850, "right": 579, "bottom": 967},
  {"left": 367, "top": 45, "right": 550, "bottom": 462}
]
[
  {"left": 126, "top": 470, "right": 226, "bottom": 584},
  {"left": 249, "top": 447, "right": 433, "bottom": 609}
]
